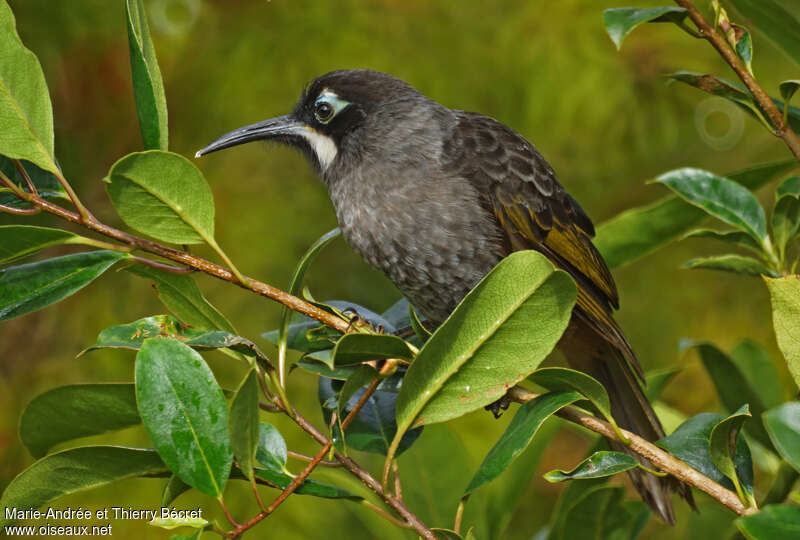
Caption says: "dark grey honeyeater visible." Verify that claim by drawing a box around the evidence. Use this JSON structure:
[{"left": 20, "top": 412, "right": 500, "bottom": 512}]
[{"left": 196, "top": 69, "right": 693, "bottom": 523}]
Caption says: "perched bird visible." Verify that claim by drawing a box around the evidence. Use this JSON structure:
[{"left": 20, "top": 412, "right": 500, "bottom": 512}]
[{"left": 197, "top": 69, "right": 692, "bottom": 522}]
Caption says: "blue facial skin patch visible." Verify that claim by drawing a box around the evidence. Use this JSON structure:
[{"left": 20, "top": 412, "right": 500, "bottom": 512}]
[{"left": 315, "top": 91, "right": 350, "bottom": 123}]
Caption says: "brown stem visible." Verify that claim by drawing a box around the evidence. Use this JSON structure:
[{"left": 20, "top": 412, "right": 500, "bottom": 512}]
[
  {"left": 23, "top": 192, "right": 351, "bottom": 333},
  {"left": 217, "top": 496, "right": 241, "bottom": 528},
  {"left": 674, "top": 0, "right": 800, "bottom": 160},
  {"left": 507, "top": 387, "right": 756, "bottom": 516},
  {"left": 128, "top": 255, "right": 193, "bottom": 274},
  {"left": 0, "top": 203, "right": 40, "bottom": 215},
  {"left": 12, "top": 160, "right": 37, "bottom": 195}
]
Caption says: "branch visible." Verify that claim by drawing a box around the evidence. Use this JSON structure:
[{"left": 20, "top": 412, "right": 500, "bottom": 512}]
[
  {"left": 20, "top": 191, "right": 351, "bottom": 334},
  {"left": 507, "top": 387, "right": 756, "bottom": 516},
  {"left": 674, "top": 0, "right": 800, "bottom": 161}
]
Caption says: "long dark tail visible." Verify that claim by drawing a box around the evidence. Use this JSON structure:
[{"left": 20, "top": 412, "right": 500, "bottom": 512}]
[{"left": 560, "top": 321, "right": 694, "bottom": 524}]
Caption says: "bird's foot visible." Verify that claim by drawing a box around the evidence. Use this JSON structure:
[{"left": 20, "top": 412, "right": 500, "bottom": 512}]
[
  {"left": 485, "top": 394, "right": 512, "bottom": 418},
  {"left": 343, "top": 308, "right": 384, "bottom": 334}
]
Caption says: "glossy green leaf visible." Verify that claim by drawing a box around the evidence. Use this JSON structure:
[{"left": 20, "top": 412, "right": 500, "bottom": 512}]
[
  {"left": 277, "top": 228, "right": 340, "bottom": 383},
  {"left": 602, "top": 7, "right": 688, "bottom": 50},
  {"left": 693, "top": 342, "right": 775, "bottom": 450},
  {"left": 763, "top": 402, "right": 800, "bottom": 473},
  {"left": 149, "top": 515, "right": 208, "bottom": 531},
  {"left": 655, "top": 168, "right": 767, "bottom": 243},
  {"left": 409, "top": 304, "right": 431, "bottom": 343},
  {"left": 228, "top": 370, "right": 259, "bottom": 480},
  {"left": 772, "top": 176, "right": 800, "bottom": 258},
  {"left": 105, "top": 151, "right": 215, "bottom": 245},
  {"left": 596, "top": 160, "right": 797, "bottom": 268},
  {"left": 128, "top": 265, "right": 235, "bottom": 332},
  {"left": 319, "top": 374, "right": 422, "bottom": 456},
  {"left": 135, "top": 338, "right": 232, "bottom": 497},
  {"left": 657, "top": 412, "right": 753, "bottom": 493},
  {"left": 296, "top": 356, "right": 357, "bottom": 380},
  {"left": 765, "top": 276, "right": 800, "bottom": 390},
  {"left": 464, "top": 391, "right": 582, "bottom": 495},
  {"left": 337, "top": 364, "right": 378, "bottom": 421},
  {"left": 644, "top": 366, "right": 681, "bottom": 402},
  {"left": 167, "top": 531, "right": 200, "bottom": 540},
  {"left": 125, "top": 0, "right": 168, "bottom": 150},
  {"left": 0, "top": 446, "right": 166, "bottom": 527},
  {"left": 161, "top": 475, "right": 191, "bottom": 506},
  {"left": 683, "top": 255, "right": 776, "bottom": 277},
  {"left": 82, "top": 314, "right": 263, "bottom": 360},
  {"left": 255, "top": 422, "right": 288, "bottom": 473},
  {"left": 728, "top": 0, "right": 800, "bottom": 67},
  {"left": 0, "top": 225, "right": 80, "bottom": 265},
  {"left": 544, "top": 451, "right": 640, "bottom": 483},
  {"left": 529, "top": 367, "right": 625, "bottom": 439},
  {"left": 331, "top": 333, "right": 415, "bottom": 365},
  {"left": 20, "top": 384, "right": 140, "bottom": 459},
  {"left": 394, "top": 251, "right": 577, "bottom": 448},
  {"left": 668, "top": 72, "right": 800, "bottom": 133},
  {"left": 428, "top": 530, "right": 464, "bottom": 540},
  {"left": 780, "top": 81, "right": 800, "bottom": 109},
  {"left": 253, "top": 467, "right": 361, "bottom": 500},
  {"left": 710, "top": 404, "right": 755, "bottom": 505},
  {"left": 0, "top": 157, "right": 66, "bottom": 209},
  {"left": 0, "top": 0, "right": 59, "bottom": 176},
  {"left": 730, "top": 339, "right": 785, "bottom": 409},
  {"left": 0, "top": 250, "right": 125, "bottom": 321},
  {"left": 684, "top": 228, "right": 762, "bottom": 255},
  {"left": 735, "top": 504, "right": 800, "bottom": 540},
  {"left": 714, "top": 5, "right": 753, "bottom": 75}
]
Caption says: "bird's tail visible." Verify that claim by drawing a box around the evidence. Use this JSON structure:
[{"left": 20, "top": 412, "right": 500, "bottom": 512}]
[{"left": 560, "top": 323, "right": 694, "bottom": 524}]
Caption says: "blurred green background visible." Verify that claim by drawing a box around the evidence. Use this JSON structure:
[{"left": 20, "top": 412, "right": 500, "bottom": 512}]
[{"left": 1, "top": 0, "right": 797, "bottom": 538}]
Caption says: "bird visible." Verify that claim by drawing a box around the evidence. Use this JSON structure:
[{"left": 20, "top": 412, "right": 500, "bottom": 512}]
[{"left": 196, "top": 69, "right": 692, "bottom": 523}]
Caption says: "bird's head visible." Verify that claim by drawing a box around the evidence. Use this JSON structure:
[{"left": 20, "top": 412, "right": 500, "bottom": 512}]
[{"left": 195, "top": 69, "right": 424, "bottom": 176}]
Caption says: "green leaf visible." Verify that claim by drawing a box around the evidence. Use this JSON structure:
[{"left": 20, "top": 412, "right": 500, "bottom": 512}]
[
  {"left": 728, "top": 0, "right": 800, "bottom": 67},
  {"left": 763, "top": 402, "right": 800, "bottom": 473},
  {"left": 0, "top": 446, "right": 166, "bottom": 527},
  {"left": 337, "top": 364, "right": 379, "bottom": 422},
  {"left": 684, "top": 228, "right": 762, "bottom": 255},
  {"left": 656, "top": 412, "right": 753, "bottom": 493},
  {"left": 409, "top": 304, "right": 431, "bottom": 343},
  {"left": 168, "top": 531, "right": 201, "bottom": 540},
  {"left": 255, "top": 422, "right": 288, "bottom": 473},
  {"left": 19, "top": 384, "right": 140, "bottom": 459},
  {"left": 730, "top": 340, "right": 785, "bottom": 409},
  {"left": 150, "top": 515, "right": 208, "bottom": 531},
  {"left": 0, "top": 250, "right": 125, "bottom": 321},
  {"left": 549, "top": 484, "right": 645, "bottom": 540},
  {"left": 772, "top": 176, "right": 800, "bottom": 258},
  {"left": 668, "top": 71, "right": 800, "bottom": 133},
  {"left": 296, "top": 357, "right": 357, "bottom": 380},
  {"left": 735, "top": 504, "right": 800, "bottom": 540},
  {"left": 277, "top": 228, "right": 340, "bottom": 383},
  {"left": 0, "top": 225, "right": 79, "bottom": 265},
  {"left": 529, "top": 367, "right": 625, "bottom": 440},
  {"left": 595, "top": 160, "right": 797, "bottom": 268},
  {"left": 544, "top": 451, "right": 641, "bottom": 483},
  {"left": 228, "top": 370, "right": 259, "bottom": 481},
  {"left": 135, "top": 337, "right": 232, "bottom": 497},
  {"left": 644, "top": 366, "right": 682, "bottom": 402},
  {"left": 0, "top": 0, "right": 59, "bottom": 176},
  {"left": 381, "top": 297, "right": 412, "bottom": 330},
  {"left": 428, "top": 530, "right": 464, "bottom": 540},
  {"left": 765, "top": 276, "right": 800, "bottom": 390},
  {"left": 252, "top": 467, "right": 361, "bottom": 500},
  {"left": 161, "top": 475, "right": 191, "bottom": 506},
  {"left": 709, "top": 404, "right": 755, "bottom": 505},
  {"left": 331, "top": 333, "right": 416, "bottom": 365},
  {"left": 125, "top": 0, "right": 168, "bottom": 150},
  {"left": 693, "top": 342, "right": 775, "bottom": 450},
  {"left": 128, "top": 265, "right": 235, "bottom": 333},
  {"left": 654, "top": 168, "right": 767, "bottom": 243},
  {"left": 602, "top": 7, "right": 688, "bottom": 50},
  {"left": 394, "top": 251, "right": 576, "bottom": 445},
  {"left": 105, "top": 151, "right": 215, "bottom": 245},
  {"left": 319, "top": 374, "right": 423, "bottom": 456},
  {"left": 0, "top": 157, "right": 67, "bottom": 208},
  {"left": 82, "top": 314, "right": 263, "bottom": 360},
  {"left": 714, "top": 4, "right": 753, "bottom": 75},
  {"left": 780, "top": 81, "right": 800, "bottom": 109},
  {"left": 464, "top": 391, "right": 582, "bottom": 495},
  {"left": 683, "top": 254, "right": 776, "bottom": 277}
]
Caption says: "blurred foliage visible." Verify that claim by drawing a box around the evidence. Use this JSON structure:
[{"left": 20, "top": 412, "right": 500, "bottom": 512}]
[{"left": 1, "top": 0, "right": 798, "bottom": 538}]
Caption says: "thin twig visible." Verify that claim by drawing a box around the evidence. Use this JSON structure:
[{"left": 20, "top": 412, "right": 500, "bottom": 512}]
[
  {"left": 0, "top": 203, "right": 40, "bottom": 215},
  {"left": 360, "top": 500, "right": 412, "bottom": 529},
  {"left": 53, "top": 170, "right": 95, "bottom": 223},
  {"left": 129, "top": 255, "right": 193, "bottom": 274},
  {"left": 507, "top": 386, "right": 756, "bottom": 516},
  {"left": 217, "top": 496, "right": 241, "bottom": 528},
  {"left": 250, "top": 476, "right": 267, "bottom": 513},
  {"left": 392, "top": 460, "right": 403, "bottom": 500},
  {"left": 674, "top": 0, "right": 800, "bottom": 160},
  {"left": 286, "top": 450, "right": 341, "bottom": 468},
  {"left": 12, "top": 160, "right": 37, "bottom": 195}
]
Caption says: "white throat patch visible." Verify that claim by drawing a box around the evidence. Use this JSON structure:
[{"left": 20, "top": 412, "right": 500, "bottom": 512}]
[{"left": 299, "top": 128, "right": 338, "bottom": 171}]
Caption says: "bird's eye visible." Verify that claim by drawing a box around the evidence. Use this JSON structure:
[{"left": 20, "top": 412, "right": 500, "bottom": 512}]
[{"left": 314, "top": 101, "right": 334, "bottom": 123}]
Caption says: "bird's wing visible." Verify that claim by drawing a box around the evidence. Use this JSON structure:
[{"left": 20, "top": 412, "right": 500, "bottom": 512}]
[{"left": 447, "top": 111, "right": 642, "bottom": 378}]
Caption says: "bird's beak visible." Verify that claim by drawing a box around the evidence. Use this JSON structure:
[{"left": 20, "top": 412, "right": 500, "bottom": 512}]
[{"left": 195, "top": 114, "right": 305, "bottom": 158}]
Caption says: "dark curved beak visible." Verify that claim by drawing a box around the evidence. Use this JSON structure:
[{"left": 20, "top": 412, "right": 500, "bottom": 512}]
[{"left": 195, "top": 114, "right": 305, "bottom": 158}]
